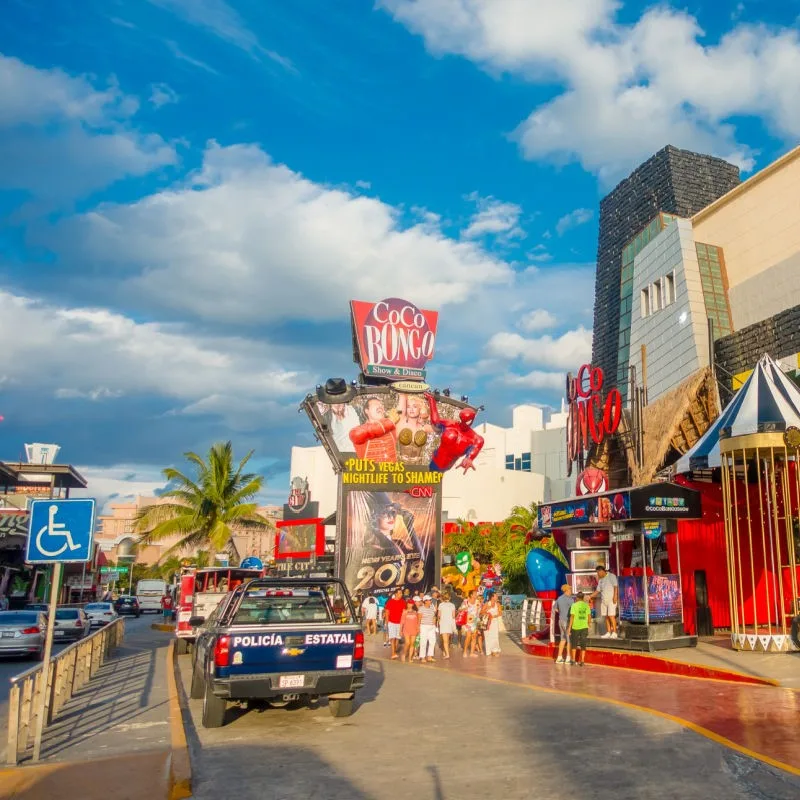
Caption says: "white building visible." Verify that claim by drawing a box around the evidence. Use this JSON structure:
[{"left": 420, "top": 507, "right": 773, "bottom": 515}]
[{"left": 289, "top": 403, "right": 571, "bottom": 525}]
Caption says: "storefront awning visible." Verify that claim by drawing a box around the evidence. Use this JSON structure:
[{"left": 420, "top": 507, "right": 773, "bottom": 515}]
[{"left": 537, "top": 482, "right": 702, "bottom": 530}]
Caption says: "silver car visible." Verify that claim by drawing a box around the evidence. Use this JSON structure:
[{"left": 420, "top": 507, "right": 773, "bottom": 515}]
[
  {"left": 0, "top": 611, "right": 46, "bottom": 659},
  {"left": 83, "top": 602, "right": 118, "bottom": 627},
  {"left": 53, "top": 608, "right": 90, "bottom": 642}
]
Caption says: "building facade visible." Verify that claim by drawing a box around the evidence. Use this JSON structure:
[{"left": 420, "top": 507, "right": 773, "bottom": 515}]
[
  {"left": 593, "top": 146, "right": 741, "bottom": 400},
  {"left": 94, "top": 497, "right": 279, "bottom": 566},
  {"left": 289, "top": 404, "right": 571, "bottom": 527},
  {"left": 614, "top": 144, "right": 800, "bottom": 406}
]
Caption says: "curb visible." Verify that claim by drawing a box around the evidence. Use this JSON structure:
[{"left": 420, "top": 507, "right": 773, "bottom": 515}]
[
  {"left": 520, "top": 638, "right": 780, "bottom": 687},
  {"left": 152, "top": 623, "right": 176, "bottom": 632},
  {"left": 166, "top": 641, "right": 192, "bottom": 800}
]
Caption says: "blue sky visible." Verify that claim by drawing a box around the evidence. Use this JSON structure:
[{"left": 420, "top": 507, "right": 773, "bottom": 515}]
[{"left": 1, "top": 0, "right": 799, "bottom": 507}]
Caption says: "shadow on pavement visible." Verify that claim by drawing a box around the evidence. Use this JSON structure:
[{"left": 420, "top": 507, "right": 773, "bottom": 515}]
[{"left": 37, "top": 637, "right": 165, "bottom": 760}]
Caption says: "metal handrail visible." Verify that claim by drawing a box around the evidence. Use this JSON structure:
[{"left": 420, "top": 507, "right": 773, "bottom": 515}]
[{"left": 5, "top": 617, "right": 125, "bottom": 765}]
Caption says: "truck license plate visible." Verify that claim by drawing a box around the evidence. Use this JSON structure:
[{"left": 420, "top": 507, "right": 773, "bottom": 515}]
[{"left": 279, "top": 675, "right": 304, "bottom": 689}]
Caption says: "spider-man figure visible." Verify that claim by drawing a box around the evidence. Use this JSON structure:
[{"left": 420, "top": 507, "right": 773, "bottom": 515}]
[{"left": 424, "top": 393, "right": 484, "bottom": 473}]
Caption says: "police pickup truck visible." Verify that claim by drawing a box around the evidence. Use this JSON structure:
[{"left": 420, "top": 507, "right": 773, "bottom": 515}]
[{"left": 188, "top": 577, "right": 365, "bottom": 728}]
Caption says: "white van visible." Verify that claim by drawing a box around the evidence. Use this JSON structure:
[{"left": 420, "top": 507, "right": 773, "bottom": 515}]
[{"left": 136, "top": 579, "right": 168, "bottom": 613}]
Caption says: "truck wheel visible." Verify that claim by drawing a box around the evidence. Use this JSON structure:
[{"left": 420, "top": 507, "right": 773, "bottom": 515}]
[
  {"left": 202, "top": 681, "right": 227, "bottom": 728},
  {"left": 328, "top": 698, "right": 354, "bottom": 718},
  {"left": 190, "top": 662, "right": 205, "bottom": 700},
  {"left": 176, "top": 638, "right": 188, "bottom": 656}
]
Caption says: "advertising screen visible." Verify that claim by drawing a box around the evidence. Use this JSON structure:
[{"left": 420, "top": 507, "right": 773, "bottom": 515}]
[
  {"left": 343, "top": 489, "right": 438, "bottom": 598},
  {"left": 276, "top": 524, "right": 317, "bottom": 556},
  {"left": 570, "top": 549, "right": 609, "bottom": 572},
  {"left": 619, "top": 574, "right": 682, "bottom": 623}
]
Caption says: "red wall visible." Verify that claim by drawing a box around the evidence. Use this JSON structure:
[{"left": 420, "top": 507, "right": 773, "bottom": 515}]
[{"left": 670, "top": 473, "right": 799, "bottom": 634}]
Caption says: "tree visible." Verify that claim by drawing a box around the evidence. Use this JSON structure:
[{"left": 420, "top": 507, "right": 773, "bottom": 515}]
[
  {"left": 506, "top": 502, "right": 539, "bottom": 534},
  {"left": 135, "top": 441, "right": 273, "bottom": 558}
]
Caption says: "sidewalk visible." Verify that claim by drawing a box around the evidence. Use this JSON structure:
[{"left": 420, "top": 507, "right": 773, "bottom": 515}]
[
  {"left": 366, "top": 632, "right": 800, "bottom": 775},
  {"left": 0, "top": 622, "right": 175, "bottom": 800}
]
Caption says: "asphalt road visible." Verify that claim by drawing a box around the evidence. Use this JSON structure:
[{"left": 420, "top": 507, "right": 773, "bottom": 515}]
[{"left": 178, "top": 644, "right": 800, "bottom": 800}]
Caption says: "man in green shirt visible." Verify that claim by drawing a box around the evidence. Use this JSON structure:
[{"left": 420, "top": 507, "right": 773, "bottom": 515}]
[{"left": 568, "top": 592, "right": 591, "bottom": 666}]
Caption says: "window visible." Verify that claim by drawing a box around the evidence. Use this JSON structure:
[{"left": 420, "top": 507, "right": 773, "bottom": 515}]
[
  {"left": 652, "top": 281, "right": 662, "bottom": 312},
  {"left": 232, "top": 589, "right": 334, "bottom": 625},
  {"left": 505, "top": 454, "right": 514, "bottom": 470},
  {"left": 514, "top": 458, "right": 522, "bottom": 471},
  {"left": 641, "top": 288, "right": 651, "bottom": 318},
  {"left": 521, "top": 453, "right": 532, "bottom": 472},
  {"left": 665, "top": 272, "right": 675, "bottom": 305}
]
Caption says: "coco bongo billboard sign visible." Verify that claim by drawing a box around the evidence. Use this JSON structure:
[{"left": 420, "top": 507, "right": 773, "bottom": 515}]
[
  {"left": 566, "top": 364, "right": 622, "bottom": 476},
  {"left": 351, "top": 298, "right": 439, "bottom": 380}
]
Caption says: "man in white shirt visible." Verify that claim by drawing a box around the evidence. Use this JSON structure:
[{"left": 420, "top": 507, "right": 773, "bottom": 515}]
[{"left": 592, "top": 565, "right": 619, "bottom": 639}]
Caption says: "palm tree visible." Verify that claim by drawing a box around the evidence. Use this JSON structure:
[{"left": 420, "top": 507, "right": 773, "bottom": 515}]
[
  {"left": 506, "top": 502, "right": 539, "bottom": 533},
  {"left": 135, "top": 441, "right": 273, "bottom": 558}
]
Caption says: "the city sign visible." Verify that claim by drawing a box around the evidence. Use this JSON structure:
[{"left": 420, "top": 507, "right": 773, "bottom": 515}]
[
  {"left": 351, "top": 298, "right": 438, "bottom": 381},
  {"left": 100, "top": 566, "right": 129, "bottom": 575}
]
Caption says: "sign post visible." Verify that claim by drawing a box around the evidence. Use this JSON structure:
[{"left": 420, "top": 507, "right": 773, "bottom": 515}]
[{"left": 25, "top": 498, "right": 96, "bottom": 762}]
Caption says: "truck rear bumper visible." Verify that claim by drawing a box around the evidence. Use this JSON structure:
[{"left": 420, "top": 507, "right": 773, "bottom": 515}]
[{"left": 213, "top": 670, "right": 365, "bottom": 700}]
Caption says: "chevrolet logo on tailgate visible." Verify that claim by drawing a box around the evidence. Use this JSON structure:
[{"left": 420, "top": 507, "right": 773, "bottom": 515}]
[{"left": 282, "top": 647, "right": 306, "bottom": 656}]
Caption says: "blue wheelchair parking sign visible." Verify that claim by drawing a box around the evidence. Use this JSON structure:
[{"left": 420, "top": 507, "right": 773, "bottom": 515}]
[{"left": 26, "top": 499, "right": 96, "bottom": 564}]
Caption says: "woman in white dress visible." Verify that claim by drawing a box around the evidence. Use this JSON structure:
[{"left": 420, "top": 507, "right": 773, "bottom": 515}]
[
  {"left": 437, "top": 591, "right": 457, "bottom": 659},
  {"left": 482, "top": 593, "right": 503, "bottom": 657}
]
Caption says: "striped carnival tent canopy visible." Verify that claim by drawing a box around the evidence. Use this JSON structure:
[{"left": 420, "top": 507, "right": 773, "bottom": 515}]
[{"left": 675, "top": 354, "right": 800, "bottom": 473}]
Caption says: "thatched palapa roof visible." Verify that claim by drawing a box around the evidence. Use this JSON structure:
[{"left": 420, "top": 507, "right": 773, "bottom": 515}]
[{"left": 624, "top": 366, "right": 719, "bottom": 485}]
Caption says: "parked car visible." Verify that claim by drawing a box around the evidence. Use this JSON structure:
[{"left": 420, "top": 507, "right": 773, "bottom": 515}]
[
  {"left": 0, "top": 611, "right": 46, "bottom": 659},
  {"left": 53, "top": 608, "right": 90, "bottom": 642},
  {"left": 25, "top": 603, "right": 49, "bottom": 613},
  {"left": 114, "top": 596, "right": 142, "bottom": 618},
  {"left": 189, "top": 578, "right": 365, "bottom": 728},
  {"left": 83, "top": 602, "right": 118, "bottom": 628}
]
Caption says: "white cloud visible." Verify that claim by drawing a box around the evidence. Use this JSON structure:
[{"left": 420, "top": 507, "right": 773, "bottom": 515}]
[
  {"left": 147, "top": 0, "right": 294, "bottom": 70},
  {"left": 485, "top": 326, "right": 592, "bottom": 369},
  {"left": 55, "top": 141, "right": 513, "bottom": 323},
  {"left": 0, "top": 55, "right": 176, "bottom": 202},
  {"left": 0, "top": 291, "right": 306, "bottom": 428},
  {"left": 381, "top": 0, "right": 800, "bottom": 180},
  {"left": 555, "top": 208, "right": 593, "bottom": 236},
  {"left": 149, "top": 82, "right": 179, "bottom": 108},
  {"left": 462, "top": 192, "right": 524, "bottom": 242},
  {"left": 73, "top": 465, "right": 168, "bottom": 513},
  {"left": 503, "top": 370, "right": 564, "bottom": 391},
  {"left": 355, "top": 179, "right": 372, "bottom": 189},
  {"left": 518, "top": 308, "right": 557, "bottom": 332}
]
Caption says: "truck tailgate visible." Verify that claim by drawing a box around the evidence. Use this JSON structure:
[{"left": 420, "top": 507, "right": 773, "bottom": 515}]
[{"left": 221, "top": 627, "right": 361, "bottom": 676}]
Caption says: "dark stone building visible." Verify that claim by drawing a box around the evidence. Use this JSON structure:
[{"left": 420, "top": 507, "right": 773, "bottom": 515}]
[
  {"left": 592, "top": 146, "right": 740, "bottom": 391},
  {"left": 715, "top": 303, "right": 800, "bottom": 401}
]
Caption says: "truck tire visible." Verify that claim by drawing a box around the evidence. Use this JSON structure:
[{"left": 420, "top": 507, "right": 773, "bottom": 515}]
[
  {"left": 328, "top": 698, "right": 354, "bottom": 718},
  {"left": 190, "top": 662, "right": 205, "bottom": 700},
  {"left": 176, "top": 638, "right": 189, "bottom": 656},
  {"left": 202, "top": 680, "right": 227, "bottom": 728}
]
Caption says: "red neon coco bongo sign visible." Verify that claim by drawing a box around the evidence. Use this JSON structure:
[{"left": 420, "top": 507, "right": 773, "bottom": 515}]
[{"left": 566, "top": 365, "right": 622, "bottom": 467}]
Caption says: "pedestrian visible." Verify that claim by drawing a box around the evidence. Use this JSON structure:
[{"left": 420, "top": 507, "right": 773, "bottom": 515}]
[
  {"left": 0, "top": 593, "right": 8, "bottom": 611},
  {"left": 568, "top": 591, "right": 591, "bottom": 667},
  {"left": 554, "top": 584, "right": 575, "bottom": 664},
  {"left": 462, "top": 589, "right": 481, "bottom": 657},
  {"left": 430, "top": 586, "right": 441, "bottom": 609},
  {"left": 591, "top": 565, "right": 619, "bottom": 639},
  {"left": 363, "top": 596, "right": 379, "bottom": 635},
  {"left": 160, "top": 593, "right": 174, "bottom": 622},
  {"left": 384, "top": 588, "right": 406, "bottom": 660},
  {"left": 400, "top": 598, "right": 420, "bottom": 662},
  {"left": 418, "top": 595, "right": 438, "bottom": 662},
  {"left": 437, "top": 590, "right": 457, "bottom": 659},
  {"left": 482, "top": 592, "right": 503, "bottom": 657}
]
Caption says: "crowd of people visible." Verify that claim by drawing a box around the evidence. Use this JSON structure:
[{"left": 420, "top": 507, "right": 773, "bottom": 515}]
[{"left": 357, "top": 585, "right": 503, "bottom": 661}]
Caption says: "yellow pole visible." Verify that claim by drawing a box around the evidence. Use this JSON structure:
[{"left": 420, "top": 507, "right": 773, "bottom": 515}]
[{"left": 32, "top": 561, "right": 61, "bottom": 762}]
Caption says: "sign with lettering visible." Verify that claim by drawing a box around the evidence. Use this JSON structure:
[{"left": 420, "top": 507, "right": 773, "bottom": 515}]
[
  {"left": 351, "top": 298, "right": 438, "bottom": 381},
  {"left": 566, "top": 364, "right": 622, "bottom": 476}
]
